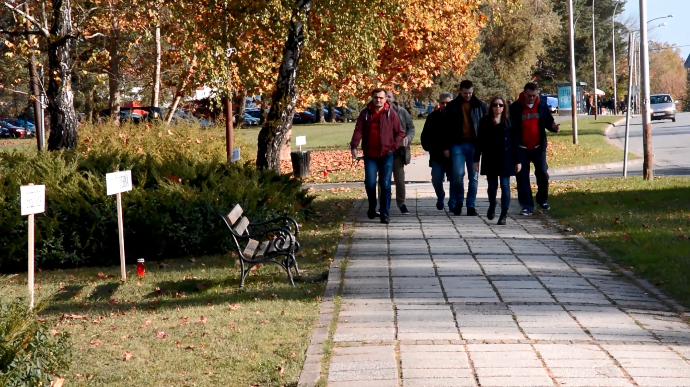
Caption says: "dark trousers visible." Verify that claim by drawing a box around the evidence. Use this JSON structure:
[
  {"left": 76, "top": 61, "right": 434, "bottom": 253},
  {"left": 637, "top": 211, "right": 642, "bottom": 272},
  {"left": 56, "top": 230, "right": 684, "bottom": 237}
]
[
  {"left": 487, "top": 176, "right": 511, "bottom": 211},
  {"left": 364, "top": 153, "right": 394, "bottom": 219},
  {"left": 517, "top": 148, "right": 549, "bottom": 211}
]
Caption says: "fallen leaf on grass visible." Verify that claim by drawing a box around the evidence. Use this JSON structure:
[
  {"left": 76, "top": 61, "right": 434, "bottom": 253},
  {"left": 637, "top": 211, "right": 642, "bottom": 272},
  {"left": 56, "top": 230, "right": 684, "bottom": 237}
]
[
  {"left": 97, "top": 272, "right": 111, "bottom": 279},
  {"left": 642, "top": 223, "right": 650, "bottom": 229},
  {"left": 564, "top": 227, "right": 573, "bottom": 232},
  {"left": 613, "top": 218, "right": 622, "bottom": 225},
  {"left": 196, "top": 282, "right": 207, "bottom": 291},
  {"left": 185, "top": 345, "right": 194, "bottom": 350},
  {"left": 139, "top": 320, "right": 152, "bottom": 328},
  {"left": 155, "top": 331, "right": 168, "bottom": 339},
  {"left": 50, "top": 329, "right": 59, "bottom": 336},
  {"left": 196, "top": 316, "right": 207, "bottom": 324},
  {"left": 89, "top": 339, "right": 102, "bottom": 347},
  {"left": 61, "top": 314, "right": 87, "bottom": 321},
  {"left": 276, "top": 365, "right": 285, "bottom": 377},
  {"left": 50, "top": 377, "right": 65, "bottom": 387},
  {"left": 123, "top": 351, "right": 133, "bottom": 361}
]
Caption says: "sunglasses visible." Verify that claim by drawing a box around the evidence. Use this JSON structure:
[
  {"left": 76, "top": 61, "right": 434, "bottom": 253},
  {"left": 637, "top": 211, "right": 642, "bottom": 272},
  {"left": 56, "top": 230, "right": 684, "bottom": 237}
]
[{"left": 492, "top": 103, "right": 504, "bottom": 107}]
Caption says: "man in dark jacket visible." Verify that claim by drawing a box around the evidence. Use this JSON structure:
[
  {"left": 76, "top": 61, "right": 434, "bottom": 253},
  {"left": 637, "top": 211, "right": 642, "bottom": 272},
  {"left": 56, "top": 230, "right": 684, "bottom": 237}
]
[
  {"left": 351, "top": 88, "right": 406, "bottom": 224},
  {"left": 386, "top": 91, "right": 415, "bottom": 215},
  {"left": 421, "top": 92, "right": 452, "bottom": 210},
  {"left": 443, "top": 80, "right": 488, "bottom": 216},
  {"left": 509, "top": 82, "right": 560, "bottom": 216}
]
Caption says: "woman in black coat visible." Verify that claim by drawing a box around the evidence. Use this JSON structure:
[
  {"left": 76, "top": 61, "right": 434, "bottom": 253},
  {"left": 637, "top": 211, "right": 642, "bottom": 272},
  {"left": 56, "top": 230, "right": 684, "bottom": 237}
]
[{"left": 473, "top": 96, "right": 521, "bottom": 225}]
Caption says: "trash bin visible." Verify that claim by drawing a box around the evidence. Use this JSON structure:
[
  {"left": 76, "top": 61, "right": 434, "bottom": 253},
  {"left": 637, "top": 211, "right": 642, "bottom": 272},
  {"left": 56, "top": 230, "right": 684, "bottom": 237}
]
[{"left": 290, "top": 151, "right": 310, "bottom": 178}]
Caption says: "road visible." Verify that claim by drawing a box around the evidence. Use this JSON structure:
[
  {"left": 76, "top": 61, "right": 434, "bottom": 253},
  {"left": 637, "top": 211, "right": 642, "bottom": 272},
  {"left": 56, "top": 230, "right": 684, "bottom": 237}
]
[{"left": 551, "top": 112, "right": 690, "bottom": 180}]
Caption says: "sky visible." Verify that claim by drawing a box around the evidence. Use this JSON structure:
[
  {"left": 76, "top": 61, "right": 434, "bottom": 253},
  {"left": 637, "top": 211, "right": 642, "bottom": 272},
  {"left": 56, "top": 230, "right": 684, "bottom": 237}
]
[{"left": 621, "top": 0, "right": 690, "bottom": 62}]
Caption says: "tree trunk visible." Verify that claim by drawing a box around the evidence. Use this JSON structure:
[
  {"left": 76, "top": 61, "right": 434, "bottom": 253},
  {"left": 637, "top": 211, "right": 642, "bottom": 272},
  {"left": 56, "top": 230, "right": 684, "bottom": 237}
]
[
  {"left": 236, "top": 89, "right": 247, "bottom": 127},
  {"left": 108, "top": 21, "right": 121, "bottom": 124},
  {"left": 151, "top": 25, "right": 161, "bottom": 114},
  {"left": 327, "top": 102, "right": 335, "bottom": 122},
  {"left": 256, "top": 0, "right": 313, "bottom": 170},
  {"left": 316, "top": 102, "right": 326, "bottom": 123},
  {"left": 24, "top": 4, "right": 43, "bottom": 151},
  {"left": 165, "top": 55, "right": 197, "bottom": 124},
  {"left": 46, "top": 0, "right": 78, "bottom": 150},
  {"left": 86, "top": 88, "right": 95, "bottom": 124}
]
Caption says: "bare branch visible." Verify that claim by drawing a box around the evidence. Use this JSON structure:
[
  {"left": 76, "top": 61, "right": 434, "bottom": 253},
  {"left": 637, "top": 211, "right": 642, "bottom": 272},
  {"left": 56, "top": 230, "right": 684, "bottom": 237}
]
[
  {"left": 2, "top": 1, "right": 50, "bottom": 37},
  {"left": 84, "top": 32, "right": 105, "bottom": 40}
]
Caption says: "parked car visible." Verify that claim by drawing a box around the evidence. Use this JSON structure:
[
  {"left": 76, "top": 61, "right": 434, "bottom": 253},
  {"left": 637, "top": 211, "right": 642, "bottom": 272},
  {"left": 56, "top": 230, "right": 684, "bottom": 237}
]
[
  {"left": 243, "top": 113, "right": 260, "bottom": 126},
  {"left": 7, "top": 119, "right": 36, "bottom": 137},
  {"left": 650, "top": 94, "right": 676, "bottom": 122},
  {"left": 0, "top": 127, "right": 10, "bottom": 138},
  {"left": 0, "top": 120, "right": 26, "bottom": 138},
  {"left": 168, "top": 110, "right": 215, "bottom": 127},
  {"left": 542, "top": 95, "right": 558, "bottom": 113},
  {"left": 296, "top": 110, "right": 315, "bottom": 124}
]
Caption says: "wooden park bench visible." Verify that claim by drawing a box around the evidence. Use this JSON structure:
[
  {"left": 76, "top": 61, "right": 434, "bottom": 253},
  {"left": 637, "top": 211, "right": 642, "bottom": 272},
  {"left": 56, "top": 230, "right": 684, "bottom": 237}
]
[{"left": 221, "top": 204, "right": 301, "bottom": 288}]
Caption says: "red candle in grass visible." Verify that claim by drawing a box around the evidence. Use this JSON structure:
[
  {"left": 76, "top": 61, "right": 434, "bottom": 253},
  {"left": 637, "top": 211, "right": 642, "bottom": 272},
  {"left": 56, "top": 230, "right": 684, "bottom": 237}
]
[{"left": 137, "top": 259, "right": 145, "bottom": 277}]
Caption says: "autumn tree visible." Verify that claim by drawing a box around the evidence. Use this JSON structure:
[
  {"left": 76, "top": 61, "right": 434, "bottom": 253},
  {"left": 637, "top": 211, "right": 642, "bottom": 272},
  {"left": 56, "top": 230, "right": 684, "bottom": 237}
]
[{"left": 648, "top": 42, "right": 687, "bottom": 100}]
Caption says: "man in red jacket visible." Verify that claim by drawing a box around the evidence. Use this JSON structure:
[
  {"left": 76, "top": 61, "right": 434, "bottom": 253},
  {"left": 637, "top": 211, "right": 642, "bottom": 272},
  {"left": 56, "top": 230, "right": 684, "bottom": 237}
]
[
  {"left": 509, "top": 82, "right": 560, "bottom": 216},
  {"left": 351, "top": 88, "right": 406, "bottom": 224}
]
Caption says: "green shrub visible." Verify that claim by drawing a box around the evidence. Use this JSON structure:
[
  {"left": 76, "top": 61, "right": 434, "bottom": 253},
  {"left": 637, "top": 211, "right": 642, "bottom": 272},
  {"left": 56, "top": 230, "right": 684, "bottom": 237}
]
[
  {"left": 0, "top": 276, "right": 71, "bottom": 387},
  {"left": 0, "top": 122, "right": 313, "bottom": 271}
]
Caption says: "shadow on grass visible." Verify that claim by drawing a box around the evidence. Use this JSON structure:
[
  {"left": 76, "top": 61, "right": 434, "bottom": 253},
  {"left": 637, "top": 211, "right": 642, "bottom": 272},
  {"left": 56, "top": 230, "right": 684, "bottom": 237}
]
[
  {"left": 53, "top": 285, "right": 85, "bottom": 302},
  {"left": 550, "top": 179, "right": 690, "bottom": 306},
  {"left": 36, "top": 193, "right": 359, "bottom": 317}
]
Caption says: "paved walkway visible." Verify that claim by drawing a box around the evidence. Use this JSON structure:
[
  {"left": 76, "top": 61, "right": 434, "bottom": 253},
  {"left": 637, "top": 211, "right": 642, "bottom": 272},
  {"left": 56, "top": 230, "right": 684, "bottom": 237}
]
[{"left": 299, "top": 184, "right": 690, "bottom": 387}]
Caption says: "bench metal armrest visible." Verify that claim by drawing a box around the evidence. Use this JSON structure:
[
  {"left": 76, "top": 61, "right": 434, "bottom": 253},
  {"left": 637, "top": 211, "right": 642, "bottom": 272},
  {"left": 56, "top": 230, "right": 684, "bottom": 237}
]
[{"left": 250, "top": 216, "right": 300, "bottom": 237}]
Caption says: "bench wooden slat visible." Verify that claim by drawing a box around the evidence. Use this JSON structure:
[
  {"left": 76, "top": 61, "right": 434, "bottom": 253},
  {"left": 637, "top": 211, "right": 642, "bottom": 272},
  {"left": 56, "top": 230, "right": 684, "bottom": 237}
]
[
  {"left": 243, "top": 239, "right": 260, "bottom": 259},
  {"left": 234, "top": 216, "right": 250, "bottom": 235},
  {"left": 226, "top": 205, "right": 243, "bottom": 226},
  {"left": 255, "top": 241, "right": 270, "bottom": 258}
]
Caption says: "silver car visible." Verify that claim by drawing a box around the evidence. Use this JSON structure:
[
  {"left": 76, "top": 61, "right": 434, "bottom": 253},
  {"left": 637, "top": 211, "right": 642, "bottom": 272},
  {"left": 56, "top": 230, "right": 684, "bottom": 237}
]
[{"left": 650, "top": 94, "right": 676, "bottom": 122}]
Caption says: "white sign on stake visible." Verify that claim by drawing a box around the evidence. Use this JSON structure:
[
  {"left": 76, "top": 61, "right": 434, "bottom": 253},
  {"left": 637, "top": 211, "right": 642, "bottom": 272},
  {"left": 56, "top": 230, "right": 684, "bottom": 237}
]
[
  {"left": 231, "top": 147, "right": 241, "bottom": 162},
  {"left": 20, "top": 184, "right": 45, "bottom": 216},
  {"left": 106, "top": 170, "right": 133, "bottom": 196},
  {"left": 296, "top": 136, "right": 306, "bottom": 152},
  {"left": 106, "top": 170, "right": 132, "bottom": 281},
  {"left": 21, "top": 184, "right": 45, "bottom": 310}
]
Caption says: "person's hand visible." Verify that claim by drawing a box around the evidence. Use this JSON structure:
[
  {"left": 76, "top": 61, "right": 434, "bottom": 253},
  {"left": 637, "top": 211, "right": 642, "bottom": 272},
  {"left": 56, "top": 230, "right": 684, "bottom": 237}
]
[
  {"left": 351, "top": 147, "right": 358, "bottom": 160},
  {"left": 473, "top": 162, "right": 479, "bottom": 173},
  {"left": 443, "top": 150, "right": 450, "bottom": 158},
  {"left": 515, "top": 164, "right": 522, "bottom": 174},
  {"left": 402, "top": 137, "right": 410, "bottom": 147},
  {"left": 552, "top": 122, "right": 560, "bottom": 132}
]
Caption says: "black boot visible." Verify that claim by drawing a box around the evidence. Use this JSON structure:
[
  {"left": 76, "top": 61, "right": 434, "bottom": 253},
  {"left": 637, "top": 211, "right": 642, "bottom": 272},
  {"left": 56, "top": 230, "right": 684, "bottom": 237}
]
[
  {"left": 487, "top": 201, "right": 496, "bottom": 220},
  {"left": 497, "top": 211, "right": 507, "bottom": 225}
]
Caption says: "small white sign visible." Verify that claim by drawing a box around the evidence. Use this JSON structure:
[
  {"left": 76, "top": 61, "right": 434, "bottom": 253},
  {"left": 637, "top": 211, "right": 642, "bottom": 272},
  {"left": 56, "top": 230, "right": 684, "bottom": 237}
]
[
  {"left": 20, "top": 185, "right": 45, "bottom": 216},
  {"left": 106, "top": 170, "right": 133, "bottom": 196},
  {"left": 231, "top": 147, "right": 241, "bottom": 162},
  {"left": 296, "top": 136, "right": 307, "bottom": 146}
]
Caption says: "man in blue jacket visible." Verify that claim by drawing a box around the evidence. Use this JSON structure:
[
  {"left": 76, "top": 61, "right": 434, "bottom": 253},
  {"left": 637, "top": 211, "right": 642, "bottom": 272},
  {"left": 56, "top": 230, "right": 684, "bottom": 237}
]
[{"left": 509, "top": 82, "right": 560, "bottom": 216}]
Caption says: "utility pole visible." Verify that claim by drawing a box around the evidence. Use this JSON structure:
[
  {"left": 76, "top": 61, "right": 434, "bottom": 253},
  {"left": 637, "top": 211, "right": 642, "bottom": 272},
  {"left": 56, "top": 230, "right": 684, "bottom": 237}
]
[
  {"left": 611, "top": 2, "right": 620, "bottom": 115},
  {"left": 568, "top": 0, "right": 579, "bottom": 144},
  {"left": 592, "top": 0, "right": 598, "bottom": 120},
  {"left": 623, "top": 32, "right": 634, "bottom": 178},
  {"left": 638, "top": 0, "right": 653, "bottom": 179}
]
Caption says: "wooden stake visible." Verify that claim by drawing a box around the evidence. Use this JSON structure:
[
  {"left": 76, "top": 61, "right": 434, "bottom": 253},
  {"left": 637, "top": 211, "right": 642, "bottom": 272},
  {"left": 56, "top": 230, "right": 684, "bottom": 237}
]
[
  {"left": 28, "top": 212, "right": 34, "bottom": 310},
  {"left": 116, "top": 192, "right": 126, "bottom": 281}
]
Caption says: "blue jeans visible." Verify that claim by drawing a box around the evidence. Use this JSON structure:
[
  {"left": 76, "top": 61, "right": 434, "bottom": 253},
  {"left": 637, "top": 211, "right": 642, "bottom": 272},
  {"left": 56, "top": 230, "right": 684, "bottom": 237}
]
[
  {"left": 431, "top": 159, "right": 451, "bottom": 206},
  {"left": 517, "top": 148, "right": 549, "bottom": 212},
  {"left": 449, "top": 143, "right": 478, "bottom": 210},
  {"left": 487, "top": 176, "right": 511, "bottom": 211},
  {"left": 364, "top": 153, "right": 394, "bottom": 219}
]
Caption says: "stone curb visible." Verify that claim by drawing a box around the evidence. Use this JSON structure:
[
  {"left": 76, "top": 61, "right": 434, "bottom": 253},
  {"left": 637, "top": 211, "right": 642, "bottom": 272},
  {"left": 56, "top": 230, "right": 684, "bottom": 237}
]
[
  {"left": 604, "top": 115, "right": 645, "bottom": 158},
  {"left": 540, "top": 214, "right": 689, "bottom": 315},
  {"left": 297, "top": 199, "right": 362, "bottom": 387}
]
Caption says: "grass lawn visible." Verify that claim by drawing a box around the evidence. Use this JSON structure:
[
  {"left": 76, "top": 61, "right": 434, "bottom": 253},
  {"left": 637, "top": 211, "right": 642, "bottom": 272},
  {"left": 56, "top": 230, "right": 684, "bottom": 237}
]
[
  {"left": 546, "top": 117, "right": 638, "bottom": 169},
  {"left": 548, "top": 177, "right": 690, "bottom": 307},
  {"left": 1, "top": 189, "right": 362, "bottom": 387}
]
